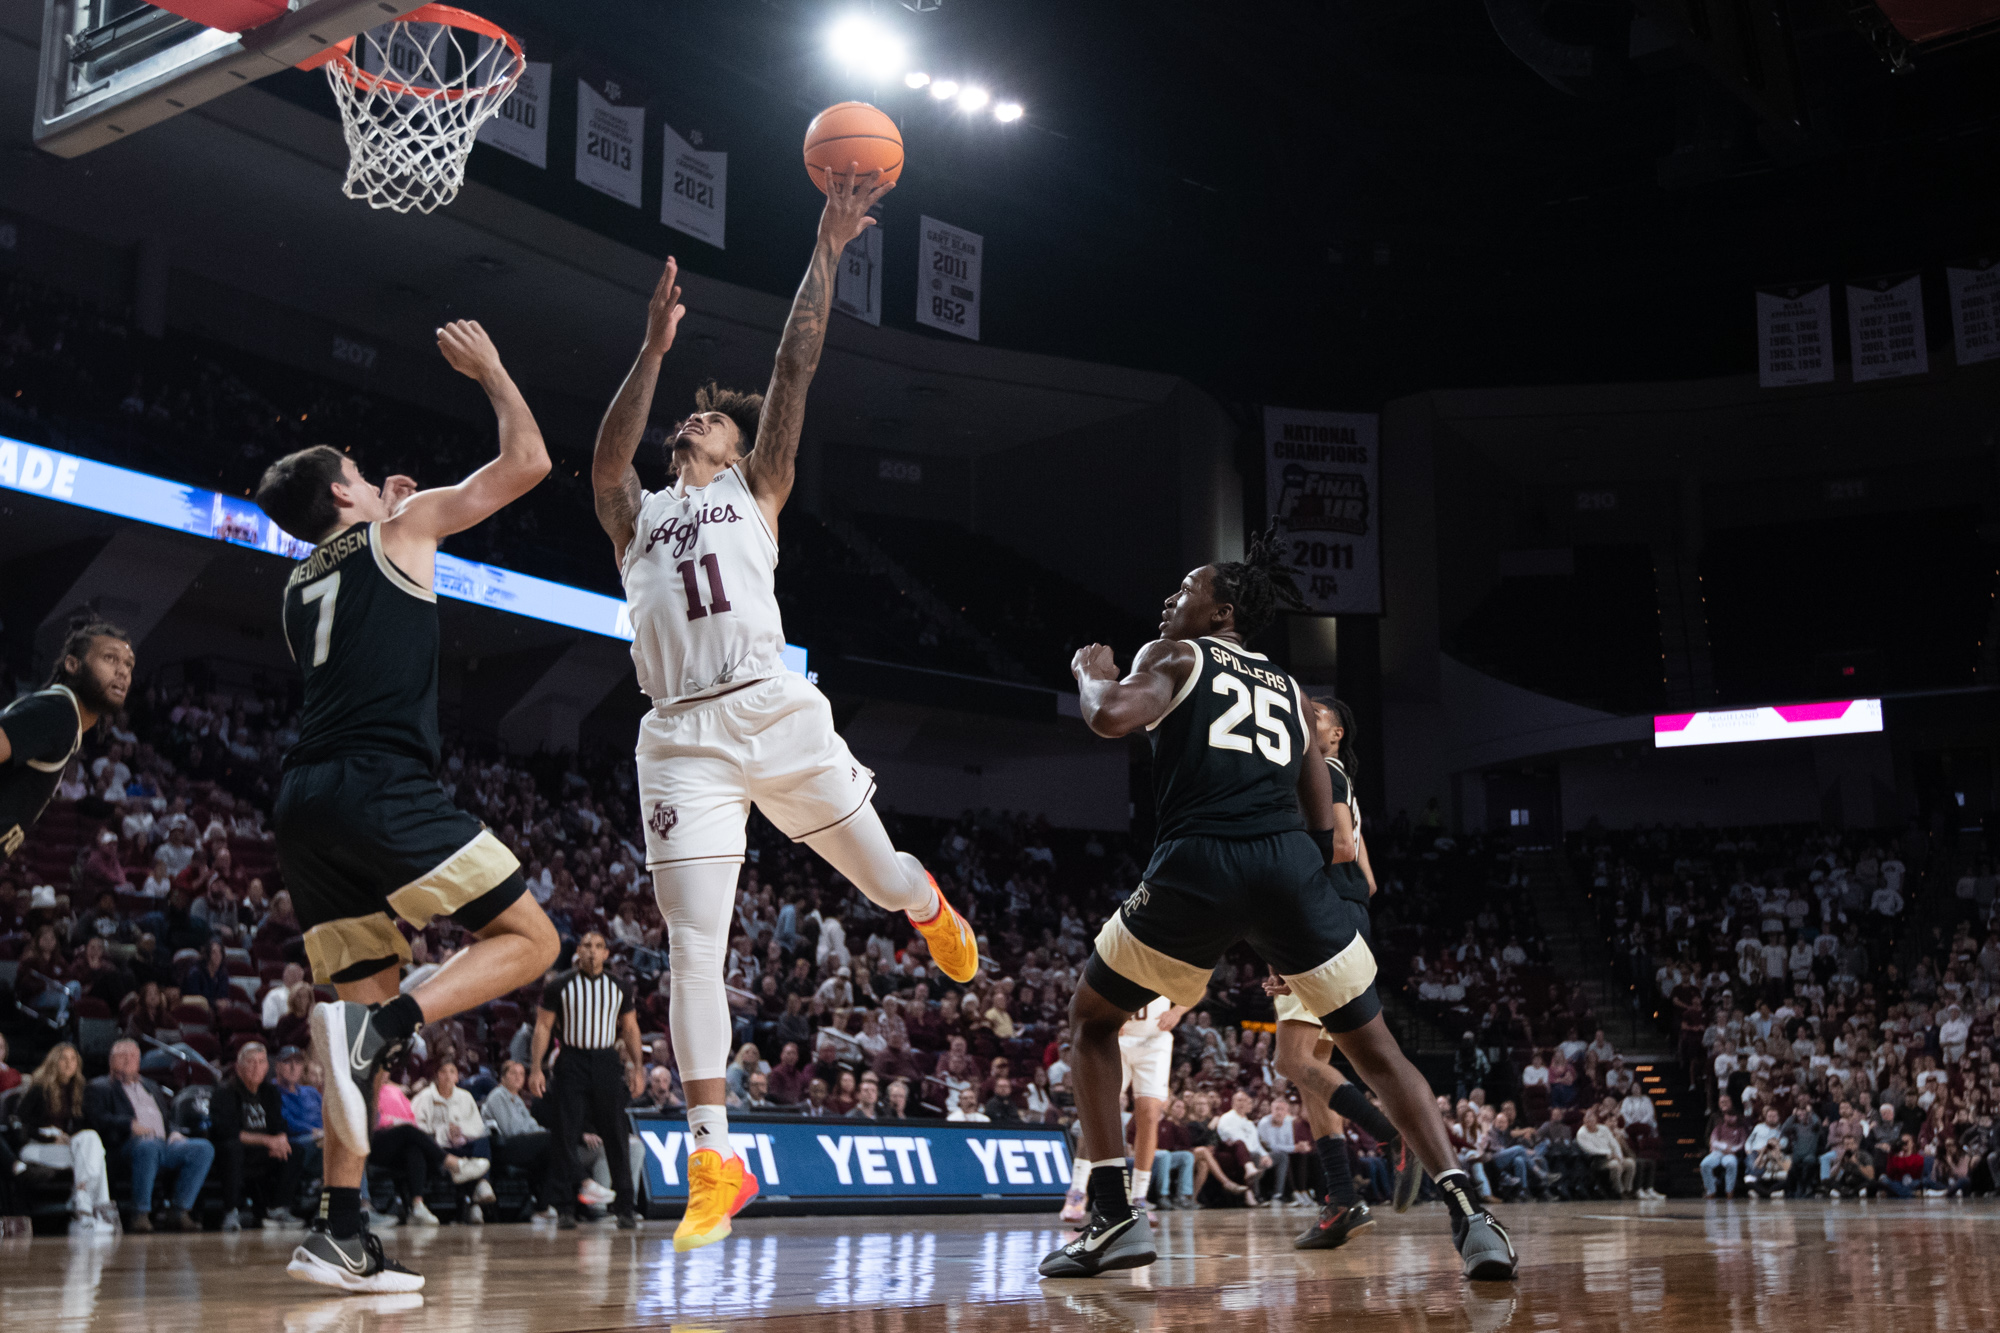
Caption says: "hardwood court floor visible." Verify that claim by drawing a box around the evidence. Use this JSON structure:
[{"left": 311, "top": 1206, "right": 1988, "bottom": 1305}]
[{"left": 4, "top": 1199, "right": 1999, "bottom": 1333}]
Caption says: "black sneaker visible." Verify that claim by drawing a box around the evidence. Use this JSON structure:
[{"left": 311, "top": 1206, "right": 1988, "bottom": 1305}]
[
  {"left": 1293, "top": 1200, "right": 1375, "bottom": 1250},
  {"left": 1452, "top": 1210, "right": 1519, "bottom": 1282},
  {"left": 1388, "top": 1136, "right": 1424, "bottom": 1213},
  {"left": 556, "top": 1210, "right": 578, "bottom": 1231},
  {"left": 614, "top": 1210, "right": 639, "bottom": 1231},
  {"left": 1037, "top": 1206, "right": 1156, "bottom": 1278},
  {"left": 311, "top": 1001, "right": 409, "bottom": 1157},
  {"left": 287, "top": 1224, "right": 425, "bottom": 1293}
]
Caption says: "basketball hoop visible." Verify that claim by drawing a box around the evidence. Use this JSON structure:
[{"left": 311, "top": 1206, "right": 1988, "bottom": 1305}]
[{"left": 307, "top": 4, "right": 525, "bottom": 215}]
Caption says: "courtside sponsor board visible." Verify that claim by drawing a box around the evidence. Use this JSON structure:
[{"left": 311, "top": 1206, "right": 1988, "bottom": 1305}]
[
  {"left": 0, "top": 436, "right": 805, "bottom": 673},
  {"left": 1653, "top": 699, "right": 1883, "bottom": 749},
  {"left": 630, "top": 1114, "right": 1072, "bottom": 1199}
]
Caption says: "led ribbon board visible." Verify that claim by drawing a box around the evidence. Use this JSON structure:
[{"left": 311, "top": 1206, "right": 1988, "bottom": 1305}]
[
  {"left": 0, "top": 437, "right": 806, "bottom": 674},
  {"left": 1653, "top": 699, "right": 1883, "bottom": 749}
]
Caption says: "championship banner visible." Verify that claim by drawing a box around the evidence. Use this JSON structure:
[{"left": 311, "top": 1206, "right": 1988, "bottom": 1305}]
[
  {"left": 916, "top": 215, "right": 981, "bottom": 340},
  {"left": 630, "top": 1113, "right": 1071, "bottom": 1201},
  {"left": 1947, "top": 260, "right": 2000, "bottom": 367},
  {"left": 1846, "top": 274, "right": 1928, "bottom": 382},
  {"left": 575, "top": 75, "right": 644, "bottom": 207},
  {"left": 1756, "top": 284, "right": 1835, "bottom": 388},
  {"left": 475, "top": 58, "right": 549, "bottom": 167},
  {"left": 834, "top": 225, "right": 883, "bottom": 326},
  {"left": 660, "top": 121, "right": 726, "bottom": 247},
  {"left": 1263, "top": 407, "right": 1381, "bottom": 615}
]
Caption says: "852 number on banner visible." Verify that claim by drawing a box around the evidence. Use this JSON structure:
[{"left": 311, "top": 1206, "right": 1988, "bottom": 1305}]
[{"left": 917, "top": 215, "right": 982, "bottom": 341}]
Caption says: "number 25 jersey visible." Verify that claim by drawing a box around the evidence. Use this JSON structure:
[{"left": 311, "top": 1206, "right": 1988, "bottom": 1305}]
[
  {"left": 622, "top": 464, "right": 787, "bottom": 705},
  {"left": 1147, "top": 636, "right": 1312, "bottom": 843}
]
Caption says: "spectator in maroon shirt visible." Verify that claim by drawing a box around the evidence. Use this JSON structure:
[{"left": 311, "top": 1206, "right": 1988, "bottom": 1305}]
[{"left": 766, "top": 1042, "right": 810, "bottom": 1107}]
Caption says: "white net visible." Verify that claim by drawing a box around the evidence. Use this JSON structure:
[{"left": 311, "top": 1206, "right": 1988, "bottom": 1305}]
[{"left": 322, "top": 9, "right": 524, "bottom": 215}]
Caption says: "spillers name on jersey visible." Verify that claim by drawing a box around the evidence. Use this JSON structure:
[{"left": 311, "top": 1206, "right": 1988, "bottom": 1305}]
[
  {"left": 1203, "top": 640, "right": 1290, "bottom": 694},
  {"left": 646, "top": 501, "right": 747, "bottom": 559}
]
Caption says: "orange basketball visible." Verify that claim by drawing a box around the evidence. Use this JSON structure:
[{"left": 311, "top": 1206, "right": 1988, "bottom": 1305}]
[{"left": 803, "top": 102, "right": 904, "bottom": 194}]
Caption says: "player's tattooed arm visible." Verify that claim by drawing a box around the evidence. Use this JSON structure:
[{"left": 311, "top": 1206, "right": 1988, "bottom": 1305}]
[
  {"left": 1071, "top": 638, "right": 1197, "bottom": 739},
  {"left": 593, "top": 259, "right": 684, "bottom": 564},
  {"left": 746, "top": 164, "right": 895, "bottom": 523}
]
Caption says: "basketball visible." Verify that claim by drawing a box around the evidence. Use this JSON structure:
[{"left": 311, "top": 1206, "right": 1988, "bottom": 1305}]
[{"left": 803, "top": 101, "right": 904, "bottom": 193}]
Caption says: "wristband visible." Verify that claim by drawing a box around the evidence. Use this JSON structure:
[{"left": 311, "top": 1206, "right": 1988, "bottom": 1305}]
[{"left": 1307, "top": 827, "right": 1335, "bottom": 863}]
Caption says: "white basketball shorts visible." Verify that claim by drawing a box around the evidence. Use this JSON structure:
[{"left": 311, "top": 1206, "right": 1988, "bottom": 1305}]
[
  {"left": 636, "top": 672, "right": 876, "bottom": 868},
  {"left": 1118, "top": 1029, "right": 1174, "bottom": 1103}
]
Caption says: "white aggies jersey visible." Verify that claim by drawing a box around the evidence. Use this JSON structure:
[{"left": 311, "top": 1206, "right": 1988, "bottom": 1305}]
[{"left": 623, "top": 465, "right": 786, "bottom": 703}]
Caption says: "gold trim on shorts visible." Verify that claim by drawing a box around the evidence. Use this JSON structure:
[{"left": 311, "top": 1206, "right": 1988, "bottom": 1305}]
[
  {"left": 1093, "top": 906, "right": 1212, "bottom": 1009},
  {"left": 305, "top": 915, "right": 412, "bottom": 984},
  {"left": 1281, "top": 933, "right": 1378, "bottom": 1019},
  {"left": 385, "top": 829, "right": 521, "bottom": 928}
]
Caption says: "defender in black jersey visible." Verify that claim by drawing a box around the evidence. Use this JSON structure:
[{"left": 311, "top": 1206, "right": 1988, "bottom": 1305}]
[
  {"left": 256, "top": 320, "right": 559, "bottom": 1296},
  {"left": 1042, "top": 529, "right": 1515, "bottom": 1283},
  {"left": 0, "top": 620, "right": 131, "bottom": 859}
]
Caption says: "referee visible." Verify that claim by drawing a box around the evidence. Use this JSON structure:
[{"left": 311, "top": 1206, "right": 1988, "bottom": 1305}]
[{"left": 529, "top": 930, "right": 644, "bottom": 1229}]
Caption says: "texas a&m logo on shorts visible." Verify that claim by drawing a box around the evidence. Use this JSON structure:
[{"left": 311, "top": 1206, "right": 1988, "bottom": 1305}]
[{"left": 649, "top": 804, "right": 678, "bottom": 839}]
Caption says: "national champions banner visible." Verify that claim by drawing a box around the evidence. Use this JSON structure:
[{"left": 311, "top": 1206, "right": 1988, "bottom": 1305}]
[
  {"left": 1263, "top": 407, "right": 1381, "bottom": 615},
  {"left": 630, "top": 1113, "right": 1071, "bottom": 1201}
]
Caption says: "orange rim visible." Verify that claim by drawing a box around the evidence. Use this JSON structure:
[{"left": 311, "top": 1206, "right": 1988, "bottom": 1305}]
[{"left": 322, "top": 3, "right": 524, "bottom": 102}]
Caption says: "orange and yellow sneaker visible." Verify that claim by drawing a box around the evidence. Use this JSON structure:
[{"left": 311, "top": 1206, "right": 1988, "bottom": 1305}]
[
  {"left": 673, "top": 1149, "right": 759, "bottom": 1253},
  {"left": 910, "top": 872, "right": 979, "bottom": 983}
]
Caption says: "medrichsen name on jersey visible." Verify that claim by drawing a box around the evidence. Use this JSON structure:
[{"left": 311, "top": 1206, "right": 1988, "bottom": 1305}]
[{"left": 286, "top": 524, "right": 372, "bottom": 590}]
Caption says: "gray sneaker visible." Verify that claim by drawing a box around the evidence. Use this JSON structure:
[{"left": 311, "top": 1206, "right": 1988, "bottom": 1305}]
[
  {"left": 221, "top": 1209, "right": 242, "bottom": 1233},
  {"left": 287, "top": 1225, "right": 425, "bottom": 1294},
  {"left": 1038, "top": 1207, "right": 1156, "bottom": 1278},
  {"left": 1453, "top": 1211, "right": 1518, "bottom": 1281}
]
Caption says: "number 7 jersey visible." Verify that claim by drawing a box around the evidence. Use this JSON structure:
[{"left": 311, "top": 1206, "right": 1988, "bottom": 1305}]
[
  {"left": 1146, "top": 636, "right": 1312, "bottom": 843},
  {"left": 281, "top": 521, "right": 441, "bottom": 769},
  {"left": 622, "top": 464, "right": 788, "bottom": 704}
]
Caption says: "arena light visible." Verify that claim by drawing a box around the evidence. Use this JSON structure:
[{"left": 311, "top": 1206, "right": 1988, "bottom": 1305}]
[
  {"left": 956, "top": 86, "right": 989, "bottom": 112},
  {"left": 929, "top": 78, "right": 959, "bottom": 100},
  {"left": 827, "top": 15, "right": 905, "bottom": 78},
  {"left": 994, "top": 101, "right": 1023, "bottom": 122},
  {"left": 0, "top": 435, "right": 807, "bottom": 673},
  {"left": 905, "top": 71, "right": 930, "bottom": 88},
  {"left": 1653, "top": 698, "right": 1883, "bottom": 749}
]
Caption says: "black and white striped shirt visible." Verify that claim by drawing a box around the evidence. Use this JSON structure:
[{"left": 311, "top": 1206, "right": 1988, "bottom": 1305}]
[{"left": 540, "top": 967, "right": 633, "bottom": 1051}]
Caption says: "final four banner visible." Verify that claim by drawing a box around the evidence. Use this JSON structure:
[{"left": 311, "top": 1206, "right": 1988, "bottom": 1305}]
[
  {"left": 630, "top": 1113, "right": 1071, "bottom": 1201},
  {"left": 1263, "top": 407, "right": 1381, "bottom": 615}
]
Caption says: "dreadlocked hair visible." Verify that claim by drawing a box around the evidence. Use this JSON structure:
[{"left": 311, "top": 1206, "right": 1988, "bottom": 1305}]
[
  {"left": 1326, "top": 696, "right": 1359, "bottom": 772},
  {"left": 48, "top": 615, "right": 128, "bottom": 690},
  {"left": 1211, "top": 518, "right": 1305, "bottom": 639}
]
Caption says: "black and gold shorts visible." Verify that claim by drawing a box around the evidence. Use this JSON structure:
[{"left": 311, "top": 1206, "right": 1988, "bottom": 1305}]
[
  {"left": 1086, "top": 831, "right": 1381, "bottom": 1033},
  {"left": 273, "top": 753, "right": 524, "bottom": 984}
]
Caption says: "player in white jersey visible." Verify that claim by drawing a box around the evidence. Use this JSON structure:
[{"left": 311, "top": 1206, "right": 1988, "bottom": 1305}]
[
  {"left": 1062, "top": 995, "right": 1187, "bottom": 1221},
  {"left": 590, "top": 165, "right": 979, "bottom": 1253},
  {"left": 1268, "top": 697, "right": 1421, "bottom": 1248}
]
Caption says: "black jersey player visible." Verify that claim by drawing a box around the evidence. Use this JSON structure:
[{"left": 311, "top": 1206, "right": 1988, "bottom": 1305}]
[
  {"left": 253, "top": 320, "right": 560, "bottom": 1294},
  {"left": 1040, "top": 527, "right": 1515, "bottom": 1283},
  {"left": 0, "top": 619, "right": 132, "bottom": 860}
]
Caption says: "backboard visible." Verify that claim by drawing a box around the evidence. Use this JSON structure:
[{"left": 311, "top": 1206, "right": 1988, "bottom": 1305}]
[{"left": 34, "top": 0, "right": 428, "bottom": 158}]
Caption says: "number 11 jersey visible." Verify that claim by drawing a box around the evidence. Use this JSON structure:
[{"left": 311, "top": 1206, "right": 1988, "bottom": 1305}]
[
  {"left": 281, "top": 521, "right": 441, "bottom": 770},
  {"left": 1146, "top": 636, "right": 1312, "bottom": 844},
  {"left": 622, "top": 464, "right": 787, "bottom": 705}
]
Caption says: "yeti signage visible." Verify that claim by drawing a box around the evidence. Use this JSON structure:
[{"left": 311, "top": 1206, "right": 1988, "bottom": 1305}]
[{"left": 1264, "top": 407, "right": 1380, "bottom": 615}]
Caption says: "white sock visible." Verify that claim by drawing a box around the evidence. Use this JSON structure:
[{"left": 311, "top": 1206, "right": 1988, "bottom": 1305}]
[
  {"left": 1131, "top": 1168, "right": 1151, "bottom": 1203},
  {"left": 901, "top": 852, "right": 943, "bottom": 923},
  {"left": 688, "top": 1104, "right": 734, "bottom": 1159},
  {"left": 1070, "top": 1157, "right": 1092, "bottom": 1192}
]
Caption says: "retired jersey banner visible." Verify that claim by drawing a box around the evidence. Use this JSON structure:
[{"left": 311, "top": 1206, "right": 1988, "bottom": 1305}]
[
  {"left": 1847, "top": 274, "right": 1928, "bottom": 382},
  {"left": 660, "top": 121, "right": 726, "bottom": 247},
  {"left": 834, "top": 225, "right": 884, "bottom": 326},
  {"left": 575, "top": 76, "right": 644, "bottom": 207},
  {"left": 916, "top": 216, "right": 981, "bottom": 340},
  {"left": 1264, "top": 407, "right": 1380, "bottom": 615},
  {"left": 476, "top": 59, "right": 549, "bottom": 167},
  {"left": 630, "top": 1112, "right": 1071, "bottom": 1201},
  {"left": 1948, "top": 261, "right": 2000, "bottom": 367},
  {"left": 1756, "top": 284, "right": 1835, "bottom": 388}
]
